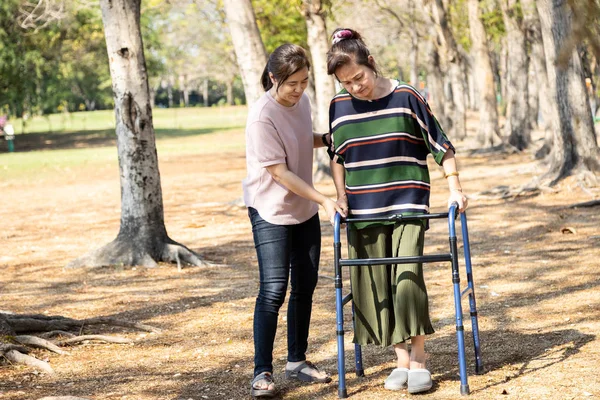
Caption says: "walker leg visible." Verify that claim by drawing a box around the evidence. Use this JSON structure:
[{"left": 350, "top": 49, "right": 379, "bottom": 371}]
[
  {"left": 449, "top": 214, "right": 470, "bottom": 395},
  {"left": 461, "top": 213, "right": 484, "bottom": 374},
  {"left": 335, "top": 283, "right": 348, "bottom": 398},
  {"left": 334, "top": 222, "right": 348, "bottom": 398}
]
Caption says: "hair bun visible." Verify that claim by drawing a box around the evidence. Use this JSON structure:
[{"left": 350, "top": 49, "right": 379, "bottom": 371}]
[{"left": 331, "top": 29, "right": 355, "bottom": 45}]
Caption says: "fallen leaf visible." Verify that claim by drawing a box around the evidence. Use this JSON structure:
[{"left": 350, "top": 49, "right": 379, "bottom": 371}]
[{"left": 560, "top": 227, "right": 576, "bottom": 234}]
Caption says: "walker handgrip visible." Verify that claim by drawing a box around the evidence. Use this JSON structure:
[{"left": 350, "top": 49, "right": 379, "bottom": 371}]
[
  {"left": 448, "top": 202, "right": 459, "bottom": 238},
  {"left": 334, "top": 212, "right": 342, "bottom": 243},
  {"left": 449, "top": 201, "right": 459, "bottom": 215}
]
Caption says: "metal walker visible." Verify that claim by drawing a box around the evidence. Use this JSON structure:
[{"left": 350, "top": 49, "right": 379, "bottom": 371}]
[{"left": 332, "top": 202, "right": 483, "bottom": 397}]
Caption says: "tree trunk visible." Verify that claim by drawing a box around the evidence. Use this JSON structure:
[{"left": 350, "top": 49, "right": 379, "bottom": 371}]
[
  {"left": 450, "top": 63, "right": 468, "bottom": 140},
  {"left": 430, "top": 0, "right": 467, "bottom": 139},
  {"left": 167, "top": 75, "right": 174, "bottom": 108},
  {"left": 527, "top": 60, "right": 539, "bottom": 130},
  {"left": 179, "top": 74, "right": 189, "bottom": 107},
  {"left": 302, "top": 0, "right": 335, "bottom": 181},
  {"left": 226, "top": 77, "right": 234, "bottom": 106},
  {"left": 203, "top": 79, "right": 209, "bottom": 107},
  {"left": 500, "top": 0, "right": 531, "bottom": 150},
  {"left": 527, "top": 61, "right": 540, "bottom": 130},
  {"left": 223, "top": 0, "right": 267, "bottom": 108},
  {"left": 467, "top": 68, "right": 478, "bottom": 111},
  {"left": 537, "top": 0, "right": 600, "bottom": 184},
  {"left": 67, "top": 0, "right": 205, "bottom": 269},
  {"left": 468, "top": 0, "right": 502, "bottom": 146},
  {"left": 522, "top": 0, "right": 555, "bottom": 158},
  {"left": 499, "top": 39, "right": 508, "bottom": 116},
  {"left": 426, "top": 30, "right": 453, "bottom": 134}
]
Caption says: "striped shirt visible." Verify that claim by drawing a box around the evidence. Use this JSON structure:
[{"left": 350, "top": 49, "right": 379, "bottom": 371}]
[{"left": 329, "top": 81, "right": 454, "bottom": 226}]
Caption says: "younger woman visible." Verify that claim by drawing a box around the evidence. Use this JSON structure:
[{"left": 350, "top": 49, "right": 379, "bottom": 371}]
[{"left": 243, "top": 43, "right": 345, "bottom": 398}]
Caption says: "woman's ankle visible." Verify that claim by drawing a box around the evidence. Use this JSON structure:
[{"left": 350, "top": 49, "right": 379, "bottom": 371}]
[{"left": 410, "top": 360, "right": 427, "bottom": 370}]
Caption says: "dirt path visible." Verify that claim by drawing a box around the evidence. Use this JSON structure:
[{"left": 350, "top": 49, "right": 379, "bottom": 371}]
[{"left": 0, "top": 127, "right": 599, "bottom": 400}]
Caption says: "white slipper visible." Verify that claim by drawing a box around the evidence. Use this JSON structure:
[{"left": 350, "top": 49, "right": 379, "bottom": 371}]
[
  {"left": 408, "top": 368, "right": 433, "bottom": 394},
  {"left": 384, "top": 367, "right": 409, "bottom": 390}
]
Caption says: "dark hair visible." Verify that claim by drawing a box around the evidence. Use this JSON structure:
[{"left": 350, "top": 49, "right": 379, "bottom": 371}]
[
  {"left": 261, "top": 44, "right": 311, "bottom": 92},
  {"left": 326, "top": 28, "right": 379, "bottom": 78}
]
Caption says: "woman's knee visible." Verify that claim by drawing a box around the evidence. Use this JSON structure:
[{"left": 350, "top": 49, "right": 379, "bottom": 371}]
[{"left": 257, "top": 283, "right": 288, "bottom": 308}]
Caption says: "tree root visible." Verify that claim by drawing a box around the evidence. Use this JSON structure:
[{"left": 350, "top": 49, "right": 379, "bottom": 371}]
[
  {"left": 0, "top": 344, "right": 29, "bottom": 354},
  {"left": 4, "top": 349, "right": 54, "bottom": 374},
  {"left": 38, "top": 330, "right": 77, "bottom": 339},
  {"left": 38, "top": 397, "right": 91, "bottom": 400},
  {"left": 57, "top": 334, "right": 133, "bottom": 345},
  {"left": 15, "top": 335, "right": 67, "bottom": 354},
  {"left": 3, "top": 313, "right": 162, "bottom": 334},
  {"left": 66, "top": 236, "right": 219, "bottom": 270},
  {"left": 1, "top": 312, "right": 160, "bottom": 374},
  {"left": 162, "top": 242, "right": 222, "bottom": 271}
]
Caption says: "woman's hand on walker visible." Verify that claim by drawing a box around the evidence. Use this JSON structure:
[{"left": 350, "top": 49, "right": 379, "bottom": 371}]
[
  {"left": 448, "top": 189, "right": 468, "bottom": 213},
  {"left": 322, "top": 198, "right": 346, "bottom": 225}
]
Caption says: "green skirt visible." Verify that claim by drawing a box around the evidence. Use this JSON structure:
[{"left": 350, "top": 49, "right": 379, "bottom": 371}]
[{"left": 348, "top": 222, "right": 434, "bottom": 347}]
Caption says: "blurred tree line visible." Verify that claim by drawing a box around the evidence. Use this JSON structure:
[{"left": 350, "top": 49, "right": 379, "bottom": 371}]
[
  {"left": 1, "top": 0, "right": 599, "bottom": 184},
  {"left": 0, "top": 0, "right": 308, "bottom": 119}
]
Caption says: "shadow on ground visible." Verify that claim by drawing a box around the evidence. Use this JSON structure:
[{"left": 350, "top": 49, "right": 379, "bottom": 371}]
[{"left": 1, "top": 126, "right": 240, "bottom": 153}]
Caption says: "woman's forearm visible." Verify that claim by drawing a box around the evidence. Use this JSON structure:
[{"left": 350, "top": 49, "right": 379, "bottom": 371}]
[
  {"left": 331, "top": 161, "right": 346, "bottom": 199},
  {"left": 441, "top": 149, "right": 463, "bottom": 192},
  {"left": 266, "top": 163, "right": 328, "bottom": 206}
]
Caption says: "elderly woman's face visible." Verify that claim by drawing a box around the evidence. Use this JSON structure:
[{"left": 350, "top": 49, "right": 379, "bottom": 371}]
[{"left": 335, "top": 59, "right": 377, "bottom": 100}]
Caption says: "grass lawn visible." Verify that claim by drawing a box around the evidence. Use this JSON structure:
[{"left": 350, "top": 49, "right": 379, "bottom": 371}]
[
  {"left": 9, "top": 106, "right": 248, "bottom": 134},
  {"left": 0, "top": 106, "right": 248, "bottom": 181}
]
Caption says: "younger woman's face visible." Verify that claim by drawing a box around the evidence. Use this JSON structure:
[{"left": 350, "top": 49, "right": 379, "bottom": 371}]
[
  {"left": 335, "top": 58, "right": 377, "bottom": 100},
  {"left": 271, "top": 67, "right": 309, "bottom": 107}
]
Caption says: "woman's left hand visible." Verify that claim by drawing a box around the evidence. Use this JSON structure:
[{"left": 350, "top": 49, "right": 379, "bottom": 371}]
[{"left": 448, "top": 189, "right": 468, "bottom": 213}]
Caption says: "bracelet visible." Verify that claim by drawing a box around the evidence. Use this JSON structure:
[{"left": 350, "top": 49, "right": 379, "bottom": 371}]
[
  {"left": 444, "top": 171, "right": 459, "bottom": 179},
  {"left": 321, "top": 133, "right": 330, "bottom": 147}
]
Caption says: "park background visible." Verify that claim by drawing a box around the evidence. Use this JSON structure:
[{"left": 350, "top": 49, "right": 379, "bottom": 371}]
[{"left": 1, "top": 0, "right": 599, "bottom": 399}]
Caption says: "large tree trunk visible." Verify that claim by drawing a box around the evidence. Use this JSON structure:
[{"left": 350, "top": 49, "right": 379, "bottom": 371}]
[
  {"left": 522, "top": 0, "right": 555, "bottom": 158},
  {"left": 430, "top": 0, "right": 467, "bottom": 139},
  {"left": 500, "top": 0, "right": 531, "bottom": 150},
  {"left": 302, "top": 0, "right": 335, "bottom": 181},
  {"left": 426, "top": 28, "right": 453, "bottom": 135},
  {"left": 67, "top": 0, "right": 205, "bottom": 269},
  {"left": 468, "top": 0, "right": 502, "bottom": 146},
  {"left": 537, "top": 0, "right": 600, "bottom": 185},
  {"left": 426, "top": 34, "right": 452, "bottom": 132},
  {"left": 527, "top": 60, "right": 539, "bottom": 130},
  {"left": 223, "top": 0, "right": 267, "bottom": 108}
]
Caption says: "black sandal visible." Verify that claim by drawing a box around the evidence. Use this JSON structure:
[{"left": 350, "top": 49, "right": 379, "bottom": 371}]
[{"left": 251, "top": 371, "right": 276, "bottom": 398}]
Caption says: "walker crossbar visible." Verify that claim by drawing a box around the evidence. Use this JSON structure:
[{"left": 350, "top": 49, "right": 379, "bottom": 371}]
[
  {"left": 339, "top": 253, "right": 452, "bottom": 267},
  {"left": 332, "top": 203, "right": 483, "bottom": 398}
]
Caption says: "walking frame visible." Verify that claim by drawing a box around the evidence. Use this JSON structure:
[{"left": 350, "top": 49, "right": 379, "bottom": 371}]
[{"left": 332, "top": 202, "right": 483, "bottom": 397}]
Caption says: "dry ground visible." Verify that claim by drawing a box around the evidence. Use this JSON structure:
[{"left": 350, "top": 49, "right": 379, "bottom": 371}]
[{"left": 0, "top": 121, "right": 599, "bottom": 400}]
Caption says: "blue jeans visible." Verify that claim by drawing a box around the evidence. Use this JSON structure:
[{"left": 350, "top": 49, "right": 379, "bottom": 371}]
[{"left": 248, "top": 207, "right": 321, "bottom": 377}]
